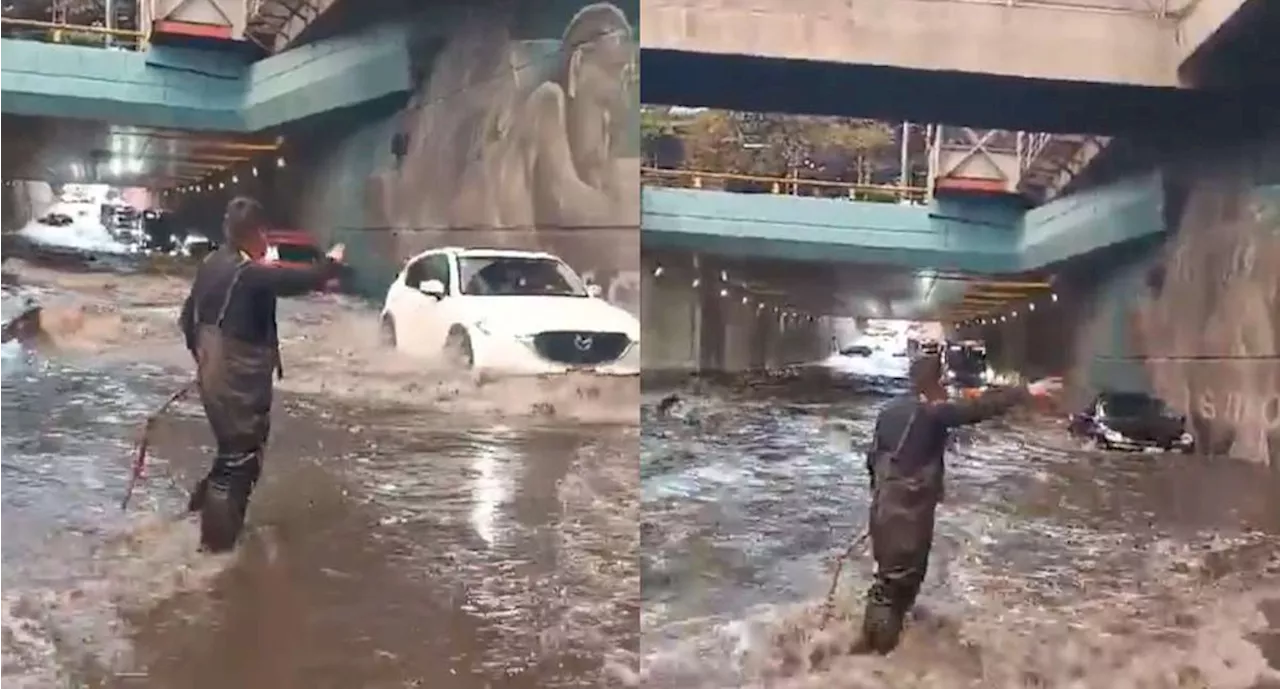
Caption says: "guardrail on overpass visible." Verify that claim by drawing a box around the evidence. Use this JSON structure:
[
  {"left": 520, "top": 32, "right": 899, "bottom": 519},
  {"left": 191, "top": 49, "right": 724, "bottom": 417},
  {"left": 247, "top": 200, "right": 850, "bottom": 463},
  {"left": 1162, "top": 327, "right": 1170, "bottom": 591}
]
[{"left": 641, "top": 168, "right": 1167, "bottom": 275}]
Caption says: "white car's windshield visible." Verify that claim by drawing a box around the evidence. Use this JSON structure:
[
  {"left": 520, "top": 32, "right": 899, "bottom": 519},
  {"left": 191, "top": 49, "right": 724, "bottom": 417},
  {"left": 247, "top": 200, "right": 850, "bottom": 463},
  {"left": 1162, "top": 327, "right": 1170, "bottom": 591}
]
[{"left": 457, "top": 256, "right": 587, "bottom": 297}]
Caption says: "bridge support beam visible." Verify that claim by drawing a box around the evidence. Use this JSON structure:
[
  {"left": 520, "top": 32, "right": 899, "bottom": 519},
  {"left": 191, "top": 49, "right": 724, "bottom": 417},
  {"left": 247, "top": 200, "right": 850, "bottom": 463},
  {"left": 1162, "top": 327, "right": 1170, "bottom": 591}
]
[
  {"left": 928, "top": 126, "right": 1023, "bottom": 196},
  {"left": 152, "top": 0, "right": 246, "bottom": 41}
]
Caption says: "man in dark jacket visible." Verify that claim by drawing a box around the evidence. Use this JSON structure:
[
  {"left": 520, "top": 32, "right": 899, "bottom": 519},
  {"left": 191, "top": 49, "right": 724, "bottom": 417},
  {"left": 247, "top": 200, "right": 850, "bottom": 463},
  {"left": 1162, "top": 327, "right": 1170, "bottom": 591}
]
[
  {"left": 179, "top": 197, "right": 345, "bottom": 553},
  {"left": 858, "top": 355, "right": 1061, "bottom": 653}
]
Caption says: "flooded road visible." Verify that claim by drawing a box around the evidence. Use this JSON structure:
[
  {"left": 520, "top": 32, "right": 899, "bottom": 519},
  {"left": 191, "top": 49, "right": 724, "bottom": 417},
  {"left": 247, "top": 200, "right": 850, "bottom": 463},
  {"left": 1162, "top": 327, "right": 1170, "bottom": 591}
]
[
  {"left": 1, "top": 257, "right": 639, "bottom": 688},
  {"left": 640, "top": 377, "right": 1280, "bottom": 689}
]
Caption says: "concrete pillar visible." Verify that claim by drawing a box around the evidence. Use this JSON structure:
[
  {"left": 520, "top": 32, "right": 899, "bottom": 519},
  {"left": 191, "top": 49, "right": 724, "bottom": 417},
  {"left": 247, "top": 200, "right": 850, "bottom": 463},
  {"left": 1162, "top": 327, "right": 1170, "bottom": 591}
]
[{"left": 640, "top": 255, "right": 700, "bottom": 375}]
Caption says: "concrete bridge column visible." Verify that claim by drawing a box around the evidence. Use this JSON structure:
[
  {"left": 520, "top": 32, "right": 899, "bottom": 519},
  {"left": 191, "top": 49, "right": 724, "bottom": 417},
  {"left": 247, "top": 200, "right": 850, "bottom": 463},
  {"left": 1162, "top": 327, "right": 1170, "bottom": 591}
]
[{"left": 641, "top": 256, "right": 700, "bottom": 375}]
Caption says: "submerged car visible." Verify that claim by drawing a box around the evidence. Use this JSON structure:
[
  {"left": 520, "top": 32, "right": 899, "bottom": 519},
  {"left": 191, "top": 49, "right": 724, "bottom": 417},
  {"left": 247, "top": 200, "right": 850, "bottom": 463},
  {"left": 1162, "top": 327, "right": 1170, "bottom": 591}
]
[
  {"left": 1068, "top": 391, "right": 1195, "bottom": 453},
  {"left": 379, "top": 247, "right": 640, "bottom": 376}
]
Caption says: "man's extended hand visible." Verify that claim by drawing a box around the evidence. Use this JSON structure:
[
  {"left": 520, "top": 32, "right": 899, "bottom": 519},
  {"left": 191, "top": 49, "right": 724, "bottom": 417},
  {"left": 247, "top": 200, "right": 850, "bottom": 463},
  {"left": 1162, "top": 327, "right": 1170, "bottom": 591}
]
[
  {"left": 326, "top": 244, "right": 346, "bottom": 263},
  {"left": 1028, "top": 377, "right": 1064, "bottom": 397}
]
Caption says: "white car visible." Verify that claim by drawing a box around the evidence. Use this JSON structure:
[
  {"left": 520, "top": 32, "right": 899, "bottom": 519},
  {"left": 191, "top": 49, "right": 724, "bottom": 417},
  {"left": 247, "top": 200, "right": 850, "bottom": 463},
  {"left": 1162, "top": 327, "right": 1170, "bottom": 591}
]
[{"left": 379, "top": 247, "right": 640, "bottom": 376}]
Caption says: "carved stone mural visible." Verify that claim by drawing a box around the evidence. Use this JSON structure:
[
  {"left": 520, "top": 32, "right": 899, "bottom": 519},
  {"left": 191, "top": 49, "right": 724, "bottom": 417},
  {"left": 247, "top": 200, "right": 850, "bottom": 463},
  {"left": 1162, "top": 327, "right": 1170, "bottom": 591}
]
[
  {"left": 363, "top": 2, "right": 640, "bottom": 312},
  {"left": 1069, "top": 138, "right": 1280, "bottom": 467}
]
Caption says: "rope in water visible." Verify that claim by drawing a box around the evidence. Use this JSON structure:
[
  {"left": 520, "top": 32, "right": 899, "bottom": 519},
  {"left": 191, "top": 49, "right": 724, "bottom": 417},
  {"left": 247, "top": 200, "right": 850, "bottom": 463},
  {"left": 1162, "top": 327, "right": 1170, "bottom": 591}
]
[
  {"left": 817, "top": 527, "right": 871, "bottom": 630},
  {"left": 120, "top": 380, "right": 196, "bottom": 511}
]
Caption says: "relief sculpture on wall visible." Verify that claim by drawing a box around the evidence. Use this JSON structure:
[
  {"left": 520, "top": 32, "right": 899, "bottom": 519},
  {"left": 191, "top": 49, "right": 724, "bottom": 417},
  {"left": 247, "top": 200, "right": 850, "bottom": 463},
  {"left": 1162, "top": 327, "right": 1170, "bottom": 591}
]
[
  {"left": 365, "top": 2, "right": 640, "bottom": 313},
  {"left": 1128, "top": 177, "right": 1280, "bottom": 467}
]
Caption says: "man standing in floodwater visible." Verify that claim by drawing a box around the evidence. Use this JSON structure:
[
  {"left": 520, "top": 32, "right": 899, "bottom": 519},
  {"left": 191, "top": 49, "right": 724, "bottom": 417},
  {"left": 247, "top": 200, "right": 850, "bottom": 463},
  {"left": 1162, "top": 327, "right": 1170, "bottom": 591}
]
[
  {"left": 179, "top": 197, "right": 346, "bottom": 553},
  {"left": 858, "top": 356, "right": 1062, "bottom": 653}
]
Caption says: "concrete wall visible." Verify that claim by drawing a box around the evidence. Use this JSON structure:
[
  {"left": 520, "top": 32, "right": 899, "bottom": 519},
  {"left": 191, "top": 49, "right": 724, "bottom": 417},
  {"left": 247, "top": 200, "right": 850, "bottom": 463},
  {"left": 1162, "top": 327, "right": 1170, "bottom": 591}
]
[
  {"left": 641, "top": 250, "right": 833, "bottom": 375},
  {"left": 641, "top": 0, "right": 1182, "bottom": 87},
  {"left": 265, "top": 0, "right": 641, "bottom": 313}
]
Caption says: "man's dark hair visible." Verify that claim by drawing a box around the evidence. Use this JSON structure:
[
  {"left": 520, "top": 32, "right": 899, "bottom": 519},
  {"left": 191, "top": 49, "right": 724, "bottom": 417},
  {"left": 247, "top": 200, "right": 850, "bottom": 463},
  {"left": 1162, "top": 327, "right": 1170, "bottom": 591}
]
[
  {"left": 223, "top": 196, "right": 265, "bottom": 249},
  {"left": 909, "top": 355, "right": 944, "bottom": 395}
]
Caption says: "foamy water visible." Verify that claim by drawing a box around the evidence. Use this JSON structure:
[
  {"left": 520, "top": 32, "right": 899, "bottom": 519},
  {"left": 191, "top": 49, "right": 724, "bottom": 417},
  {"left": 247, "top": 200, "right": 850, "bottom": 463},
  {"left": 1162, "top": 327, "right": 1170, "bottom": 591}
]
[
  {"left": 640, "top": 386, "right": 1280, "bottom": 688},
  {"left": 17, "top": 203, "right": 132, "bottom": 255}
]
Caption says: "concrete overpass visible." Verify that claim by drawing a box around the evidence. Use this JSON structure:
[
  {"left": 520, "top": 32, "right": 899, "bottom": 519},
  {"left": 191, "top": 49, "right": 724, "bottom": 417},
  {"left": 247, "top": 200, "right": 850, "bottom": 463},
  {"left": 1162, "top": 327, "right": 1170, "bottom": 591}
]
[
  {"left": 637, "top": 170, "right": 1166, "bottom": 369},
  {"left": 642, "top": 170, "right": 1164, "bottom": 271},
  {"left": 2, "top": 0, "right": 641, "bottom": 311},
  {"left": 641, "top": 0, "right": 1253, "bottom": 89},
  {"left": 639, "top": 0, "right": 1275, "bottom": 211},
  {"left": 642, "top": 0, "right": 1183, "bottom": 88}
]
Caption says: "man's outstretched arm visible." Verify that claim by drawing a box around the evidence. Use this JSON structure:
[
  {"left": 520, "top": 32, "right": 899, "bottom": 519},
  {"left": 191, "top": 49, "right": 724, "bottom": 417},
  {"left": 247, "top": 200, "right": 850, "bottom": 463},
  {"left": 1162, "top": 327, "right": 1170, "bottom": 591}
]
[
  {"left": 244, "top": 259, "right": 343, "bottom": 298},
  {"left": 930, "top": 376, "right": 1063, "bottom": 428},
  {"left": 929, "top": 386, "right": 1031, "bottom": 428}
]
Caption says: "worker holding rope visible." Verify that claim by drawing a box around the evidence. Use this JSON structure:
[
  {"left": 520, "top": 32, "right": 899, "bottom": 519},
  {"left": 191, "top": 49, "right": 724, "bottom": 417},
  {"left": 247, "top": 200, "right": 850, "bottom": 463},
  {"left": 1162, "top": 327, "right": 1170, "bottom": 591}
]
[{"left": 856, "top": 356, "right": 1061, "bottom": 654}]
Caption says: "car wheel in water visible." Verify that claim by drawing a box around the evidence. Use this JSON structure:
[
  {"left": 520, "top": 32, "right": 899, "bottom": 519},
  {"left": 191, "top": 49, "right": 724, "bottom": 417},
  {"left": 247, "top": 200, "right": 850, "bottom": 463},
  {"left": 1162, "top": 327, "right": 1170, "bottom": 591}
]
[
  {"left": 380, "top": 317, "right": 397, "bottom": 348},
  {"left": 444, "top": 328, "right": 474, "bottom": 370}
]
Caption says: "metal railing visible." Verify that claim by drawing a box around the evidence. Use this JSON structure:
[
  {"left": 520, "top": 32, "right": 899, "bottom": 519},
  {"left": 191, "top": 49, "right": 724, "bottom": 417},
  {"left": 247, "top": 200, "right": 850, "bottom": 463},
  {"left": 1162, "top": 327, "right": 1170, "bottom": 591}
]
[
  {"left": 0, "top": 17, "right": 149, "bottom": 50},
  {"left": 641, "top": 167, "right": 929, "bottom": 204}
]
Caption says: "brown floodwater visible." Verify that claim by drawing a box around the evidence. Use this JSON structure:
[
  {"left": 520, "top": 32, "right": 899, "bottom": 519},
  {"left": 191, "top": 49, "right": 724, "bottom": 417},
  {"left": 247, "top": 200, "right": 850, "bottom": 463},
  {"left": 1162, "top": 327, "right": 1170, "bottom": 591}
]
[
  {"left": 2, "top": 258, "right": 639, "bottom": 689},
  {"left": 639, "top": 378, "right": 1280, "bottom": 689}
]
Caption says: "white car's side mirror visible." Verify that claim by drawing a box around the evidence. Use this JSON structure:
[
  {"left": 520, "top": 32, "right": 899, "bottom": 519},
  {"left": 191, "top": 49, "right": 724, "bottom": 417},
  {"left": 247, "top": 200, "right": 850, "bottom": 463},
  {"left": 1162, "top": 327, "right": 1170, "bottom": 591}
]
[
  {"left": 586, "top": 284, "right": 603, "bottom": 298},
  {"left": 418, "top": 279, "right": 446, "bottom": 298}
]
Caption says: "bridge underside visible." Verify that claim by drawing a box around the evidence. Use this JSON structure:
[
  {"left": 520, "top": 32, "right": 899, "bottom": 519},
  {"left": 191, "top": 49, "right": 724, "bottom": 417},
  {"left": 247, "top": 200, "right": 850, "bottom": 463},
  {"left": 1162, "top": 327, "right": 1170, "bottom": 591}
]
[
  {"left": 641, "top": 0, "right": 1182, "bottom": 87},
  {"left": 639, "top": 51, "right": 1278, "bottom": 138},
  {"left": 1, "top": 114, "right": 285, "bottom": 190}
]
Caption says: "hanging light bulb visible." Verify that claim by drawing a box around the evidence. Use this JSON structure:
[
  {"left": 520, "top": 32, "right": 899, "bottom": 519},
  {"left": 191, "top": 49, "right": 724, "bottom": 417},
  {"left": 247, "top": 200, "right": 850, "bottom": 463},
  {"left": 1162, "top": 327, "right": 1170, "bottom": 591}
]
[
  {"left": 276, "top": 156, "right": 286, "bottom": 168},
  {"left": 719, "top": 288, "right": 729, "bottom": 297},
  {"left": 231, "top": 174, "right": 239, "bottom": 183},
  {"left": 1028, "top": 302, "right": 1035, "bottom": 312},
  {"left": 719, "top": 270, "right": 728, "bottom": 282},
  {"left": 692, "top": 278, "right": 700, "bottom": 288},
  {"left": 1051, "top": 293, "right": 1058, "bottom": 302},
  {"left": 741, "top": 296, "right": 749, "bottom": 304},
  {"left": 653, "top": 266, "right": 664, "bottom": 277},
  {"left": 251, "top": 166, "right": 259, "bottom": 177}
]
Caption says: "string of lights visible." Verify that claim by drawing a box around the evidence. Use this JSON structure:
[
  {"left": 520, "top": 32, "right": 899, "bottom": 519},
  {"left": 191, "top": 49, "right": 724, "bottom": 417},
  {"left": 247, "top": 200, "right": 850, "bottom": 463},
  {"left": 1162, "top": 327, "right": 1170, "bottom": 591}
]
[
  {"left": 649, "top": 259, "right": 822, "bottom": 328},
  {"left": 955, "top": 290, "right": 1059, "bottom": 329},
  {"left": 160, "top": 153, "right": 287, "bottom": 197}
]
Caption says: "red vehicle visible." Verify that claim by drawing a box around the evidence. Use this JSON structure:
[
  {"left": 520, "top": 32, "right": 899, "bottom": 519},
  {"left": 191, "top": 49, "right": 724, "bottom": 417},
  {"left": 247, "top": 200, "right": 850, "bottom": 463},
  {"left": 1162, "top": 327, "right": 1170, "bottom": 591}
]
[{"left": 261, "top": 229, "right": 340, "bottom": 291}]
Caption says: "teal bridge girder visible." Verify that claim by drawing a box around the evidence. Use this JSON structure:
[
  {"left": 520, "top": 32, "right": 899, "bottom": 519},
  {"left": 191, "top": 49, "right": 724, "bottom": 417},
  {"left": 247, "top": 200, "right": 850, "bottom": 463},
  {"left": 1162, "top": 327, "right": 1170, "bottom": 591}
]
[
  {"left": 0, "top": 22, "right": 414, "bottom": 133},
  {"left": 641, "top": 171, "right": 1166, "bottom": 274}
]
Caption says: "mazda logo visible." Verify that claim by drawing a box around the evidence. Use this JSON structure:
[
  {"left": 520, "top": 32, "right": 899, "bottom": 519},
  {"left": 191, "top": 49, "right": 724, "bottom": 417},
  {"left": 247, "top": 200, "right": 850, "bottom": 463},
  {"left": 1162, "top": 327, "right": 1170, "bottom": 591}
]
[{"left": 574, "top": 335, "right": 594, "bottom": 351}]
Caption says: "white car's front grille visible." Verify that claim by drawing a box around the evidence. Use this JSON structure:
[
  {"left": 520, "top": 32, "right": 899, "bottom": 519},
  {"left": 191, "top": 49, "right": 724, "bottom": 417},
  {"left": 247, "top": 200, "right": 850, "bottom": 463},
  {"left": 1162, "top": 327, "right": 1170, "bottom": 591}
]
[{"left": 532, "top": 331, "right": 630, "bottom": 365}]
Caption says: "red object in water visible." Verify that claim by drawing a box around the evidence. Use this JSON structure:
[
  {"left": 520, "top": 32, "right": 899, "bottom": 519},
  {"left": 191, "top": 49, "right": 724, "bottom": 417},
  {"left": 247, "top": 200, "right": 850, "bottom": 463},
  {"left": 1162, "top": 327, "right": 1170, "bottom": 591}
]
[{"left": 260, "top": 230, "right": 340, "bottom": 291}]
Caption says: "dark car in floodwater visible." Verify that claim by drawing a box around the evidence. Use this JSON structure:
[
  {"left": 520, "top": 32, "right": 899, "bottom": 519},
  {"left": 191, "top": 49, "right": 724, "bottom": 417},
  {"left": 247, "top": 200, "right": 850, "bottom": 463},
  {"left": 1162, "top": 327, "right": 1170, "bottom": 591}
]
[{"left": 1068, "top": 391, "right": 1195, "bottom": 453}]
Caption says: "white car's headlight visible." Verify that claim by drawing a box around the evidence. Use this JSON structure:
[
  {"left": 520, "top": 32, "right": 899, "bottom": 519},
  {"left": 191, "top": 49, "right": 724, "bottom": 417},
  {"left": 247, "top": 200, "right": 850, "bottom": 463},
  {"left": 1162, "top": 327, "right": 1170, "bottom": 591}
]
[{"left": 1180, "top": 432, "right": 1194, "bottom": 444}]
